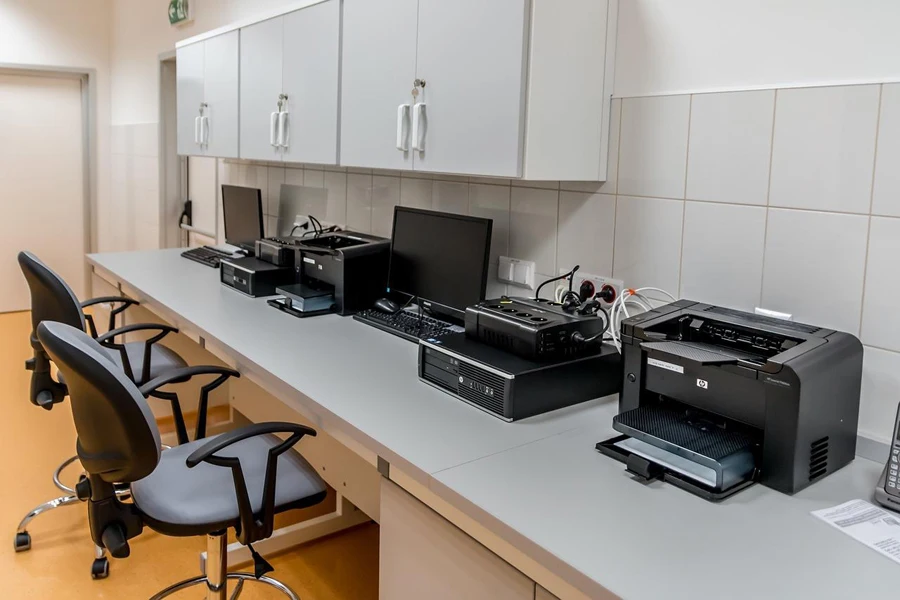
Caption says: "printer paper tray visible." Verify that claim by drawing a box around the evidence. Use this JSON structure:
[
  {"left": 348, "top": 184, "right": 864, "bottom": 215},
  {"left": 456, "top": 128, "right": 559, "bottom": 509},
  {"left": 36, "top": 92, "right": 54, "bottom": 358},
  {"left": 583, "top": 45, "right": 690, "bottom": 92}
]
[{"left": 596, "top": 435, "right": 756, "bottom": 501}]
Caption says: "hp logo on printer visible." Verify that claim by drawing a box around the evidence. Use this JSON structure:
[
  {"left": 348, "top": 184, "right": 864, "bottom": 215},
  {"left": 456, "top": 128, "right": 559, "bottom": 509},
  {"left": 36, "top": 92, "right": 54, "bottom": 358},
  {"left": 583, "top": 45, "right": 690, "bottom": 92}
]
[{"left": 696, "top": 379, "right": 709, "bottom": 389}]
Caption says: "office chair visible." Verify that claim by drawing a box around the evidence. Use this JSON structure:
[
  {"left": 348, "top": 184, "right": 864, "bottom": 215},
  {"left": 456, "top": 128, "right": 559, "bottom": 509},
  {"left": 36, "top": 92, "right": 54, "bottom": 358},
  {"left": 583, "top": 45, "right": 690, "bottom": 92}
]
[
  {"left": 15, "top": 251, "right": 234, "bottom": 578},
  {"left": 38, "top": 321, "right": 326, "bottom": 599}
]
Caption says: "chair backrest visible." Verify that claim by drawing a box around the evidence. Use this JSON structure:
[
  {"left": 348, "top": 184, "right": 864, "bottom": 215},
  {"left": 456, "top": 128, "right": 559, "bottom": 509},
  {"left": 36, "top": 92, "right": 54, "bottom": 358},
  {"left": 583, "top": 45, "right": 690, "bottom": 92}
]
[
  {"left": 36, "top": 321, "right": 161, "bottom": 483},
  {"left": 18, "top": 251, "right": 85, "bottom": 337}
]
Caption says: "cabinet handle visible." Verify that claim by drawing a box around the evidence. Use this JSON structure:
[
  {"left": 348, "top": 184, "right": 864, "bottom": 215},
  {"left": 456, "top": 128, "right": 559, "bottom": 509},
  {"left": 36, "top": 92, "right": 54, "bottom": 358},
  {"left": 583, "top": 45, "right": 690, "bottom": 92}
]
[
  {"left": 412, "top": 102, "right": 427, "bottom": 151},
  {"left": 396, "top": 104, "right": 410, "bottom": 151},
  {"left": 201, "top": 116, "right": 210, "bottom": 145},
  {"left": 278, "top": 111, "right": 289, "bottom": 148},
  {"left": 194, "top": 116, "right": 202, "bottom": 145},
  {"left": 270, "top": 112, "right": 279, "bottom": 147}
]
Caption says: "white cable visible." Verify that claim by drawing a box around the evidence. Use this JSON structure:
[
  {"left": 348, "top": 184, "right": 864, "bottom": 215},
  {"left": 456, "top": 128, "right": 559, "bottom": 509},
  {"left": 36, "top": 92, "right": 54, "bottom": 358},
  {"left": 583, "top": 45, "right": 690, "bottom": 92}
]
[{"left": 609, "top": 286, "right": 677, "bottom": 353}]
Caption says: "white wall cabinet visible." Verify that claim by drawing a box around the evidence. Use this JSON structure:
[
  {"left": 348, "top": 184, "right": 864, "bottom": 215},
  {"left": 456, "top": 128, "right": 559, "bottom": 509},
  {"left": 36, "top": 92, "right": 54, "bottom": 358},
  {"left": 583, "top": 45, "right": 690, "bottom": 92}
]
[
  {"left": 178, "top": 0, "right": 618, "bottom": 180},
  {"left": 176, "top": 30, "right": 239, "bottom": 158},
  {"left": 340, "top": 0, "right": 418, "bottom": 171},
  {"left": 239, "top": 0, "right": 341, "bottom": 165},
  {"left": 341, "top": 0, "right": 618, "bottom": 181}
]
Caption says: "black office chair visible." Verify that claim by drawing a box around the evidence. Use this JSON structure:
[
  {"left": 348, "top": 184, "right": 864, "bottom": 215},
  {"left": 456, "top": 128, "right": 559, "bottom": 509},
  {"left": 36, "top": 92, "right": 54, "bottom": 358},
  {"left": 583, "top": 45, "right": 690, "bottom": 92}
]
[
  {"left": 38, "top": 321, "right": 326, "bottom": 599},
  {"left": 15, "top": 251, "right": 235, "bottom": 578}
]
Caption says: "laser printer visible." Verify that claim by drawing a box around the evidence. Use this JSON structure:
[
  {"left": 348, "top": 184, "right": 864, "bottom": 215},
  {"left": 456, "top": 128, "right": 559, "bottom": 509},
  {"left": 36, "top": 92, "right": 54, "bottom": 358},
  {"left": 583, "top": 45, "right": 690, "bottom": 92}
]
[
  {"left": 597, "top": 300, "right": 862, "bottom": 499},
  {"left": 268, "top": 231, "right": 389, "bottom": 317}
]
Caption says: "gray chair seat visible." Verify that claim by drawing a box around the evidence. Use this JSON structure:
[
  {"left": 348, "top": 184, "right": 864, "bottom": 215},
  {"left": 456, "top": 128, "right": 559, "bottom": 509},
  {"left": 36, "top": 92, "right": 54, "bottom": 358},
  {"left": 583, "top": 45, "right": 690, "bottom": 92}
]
[
  {"left": 106, "top": 342, "right": 187, "bottom": 385},
  {"left": 131, "top": 433, "right": 326, "bottom": 537}
]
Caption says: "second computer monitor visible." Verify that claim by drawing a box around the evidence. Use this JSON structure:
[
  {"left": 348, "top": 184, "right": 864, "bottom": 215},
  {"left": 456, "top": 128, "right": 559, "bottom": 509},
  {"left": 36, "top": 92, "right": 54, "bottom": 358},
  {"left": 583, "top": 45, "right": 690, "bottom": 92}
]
[
  {"left": 388, "top": 207, "right": 492, "bottom": 320},
  {"left": 221, "top": 185, "right": 265, "bottom": 253}
]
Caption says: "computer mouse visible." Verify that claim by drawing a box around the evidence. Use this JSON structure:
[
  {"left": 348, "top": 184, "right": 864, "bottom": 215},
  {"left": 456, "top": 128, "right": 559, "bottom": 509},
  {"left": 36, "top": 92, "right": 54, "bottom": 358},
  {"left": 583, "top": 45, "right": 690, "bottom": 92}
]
[{"left": 373, "top": 298, "right": 400, "bottom": 314}]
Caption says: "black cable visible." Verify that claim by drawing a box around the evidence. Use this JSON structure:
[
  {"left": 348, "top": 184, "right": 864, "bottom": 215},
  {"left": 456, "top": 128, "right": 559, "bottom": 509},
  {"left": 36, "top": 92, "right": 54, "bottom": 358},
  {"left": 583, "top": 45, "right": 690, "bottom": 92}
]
[
  {"left": 308, "top": 215, "right": 324, "bottom": 237},
  {"left": 290, "top": 224, "right": 304, "bottom": 236},
  {"left": 535, "top": 265, "right": 580, "bottom": 300},
  {"left": 570, "top": 305, "right": 611, "bottom": 346}
]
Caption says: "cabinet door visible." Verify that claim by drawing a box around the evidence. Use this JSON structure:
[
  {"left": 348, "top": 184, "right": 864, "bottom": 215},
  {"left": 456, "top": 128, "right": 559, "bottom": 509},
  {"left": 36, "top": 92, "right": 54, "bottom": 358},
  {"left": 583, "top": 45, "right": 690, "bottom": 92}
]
[
  {"left": 414, "top": 0, "right": 528, "bottom": 177},
  {"left": 239, "top": 17, "right": 284, "bottom": 162},
  {"left": 203, "top": 31, "right": 240, "bottom": 158},
  {"left": 176, "top": 41, "right": 205, "bottom": 156},
  {"left": 282, "top": 0, "right": 341, "bottom": 165},
  {"left": 340, "top": 0, "right": 418, "bottom": 170}
]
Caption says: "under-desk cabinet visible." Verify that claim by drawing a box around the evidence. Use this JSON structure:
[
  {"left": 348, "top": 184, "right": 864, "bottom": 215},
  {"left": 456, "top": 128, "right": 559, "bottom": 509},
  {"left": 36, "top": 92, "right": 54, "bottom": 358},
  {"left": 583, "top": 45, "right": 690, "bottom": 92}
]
[
  {"left": 176, "top": 30, "right": 240, "bottom": 158},
  {"left": 380, "top": 480, "right": 562, "bottom": 600},
  {"left": 239, "top": 0, "right": 341, "bottom": 164},
  {"left": 341, "top": 0, "right": 618, "bottom": 180}
]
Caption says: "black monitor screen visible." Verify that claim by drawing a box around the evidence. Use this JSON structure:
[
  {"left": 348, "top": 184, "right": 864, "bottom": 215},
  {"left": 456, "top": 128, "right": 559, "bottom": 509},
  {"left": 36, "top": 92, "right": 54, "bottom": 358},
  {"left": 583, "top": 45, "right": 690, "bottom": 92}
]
[
  {"left": 388, "top": 207, "right": 492, "bottom": 320},
  {"left": 222, "top": 185, "right": 264, "bottom": 250}
]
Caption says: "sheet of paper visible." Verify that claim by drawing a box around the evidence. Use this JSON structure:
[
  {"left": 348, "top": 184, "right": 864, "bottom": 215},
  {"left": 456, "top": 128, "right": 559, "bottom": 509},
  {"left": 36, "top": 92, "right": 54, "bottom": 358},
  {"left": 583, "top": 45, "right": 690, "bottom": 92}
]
[{"left": 812, "top": 499, "right": 900, "bottom": 564}]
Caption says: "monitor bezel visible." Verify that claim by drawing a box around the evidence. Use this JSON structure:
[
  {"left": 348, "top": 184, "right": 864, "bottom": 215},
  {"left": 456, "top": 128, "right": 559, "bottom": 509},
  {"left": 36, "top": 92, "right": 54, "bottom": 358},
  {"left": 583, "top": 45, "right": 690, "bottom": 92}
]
[
  {"left": 387, "top": 206, "right": 493, "bottom": 322},
  {"left": 221, "top": 184, "right": 265, "bottom": 252}
]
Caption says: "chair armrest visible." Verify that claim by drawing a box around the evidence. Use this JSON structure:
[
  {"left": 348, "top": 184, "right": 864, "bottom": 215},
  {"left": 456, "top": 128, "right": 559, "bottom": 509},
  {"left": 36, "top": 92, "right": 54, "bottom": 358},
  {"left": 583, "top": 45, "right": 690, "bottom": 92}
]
[
  {"left": 96, "top": 323, "right": 178, "bottom": 344},
  {"left": 80, "top": 296, "right": 140, "bottom": 309},
  {"left": 96, "top": 323, "right": 178, "bottom": 383},
  {"left": 81, "top": 296, "right": 140, "bottom": 337},
  {"left": 186, "top": 422, "right": 315, "bottom": 467},
  {"left": 185, "top": 422, "right": 318, "bottom": 546},
  {"left": 139, "top": 366, "right": 240, "bottom": 397},
  {"left": 141, "top": 366, "right": 239, "bottom": 444}
]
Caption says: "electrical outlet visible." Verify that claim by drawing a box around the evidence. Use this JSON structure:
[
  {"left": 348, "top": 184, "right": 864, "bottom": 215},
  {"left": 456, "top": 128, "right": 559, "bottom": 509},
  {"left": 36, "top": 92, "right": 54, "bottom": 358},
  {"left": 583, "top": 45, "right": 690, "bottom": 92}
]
[
  {"left": 556, "top": 269, "right": 623, "bottom": 307},
  {"left": 499, "top": 256, "right": 536, "bottom": 290}
]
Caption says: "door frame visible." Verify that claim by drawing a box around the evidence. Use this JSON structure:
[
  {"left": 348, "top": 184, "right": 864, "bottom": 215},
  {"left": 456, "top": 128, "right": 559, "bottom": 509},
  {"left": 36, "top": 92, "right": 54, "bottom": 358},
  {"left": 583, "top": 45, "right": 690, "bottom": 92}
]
[{"left": 0, "top": 63, "right": 96, "bottom": 296}]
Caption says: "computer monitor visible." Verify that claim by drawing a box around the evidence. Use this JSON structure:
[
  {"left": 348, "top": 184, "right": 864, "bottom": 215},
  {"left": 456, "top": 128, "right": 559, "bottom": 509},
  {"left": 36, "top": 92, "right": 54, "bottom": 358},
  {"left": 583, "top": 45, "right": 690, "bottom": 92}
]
[
  {"left": 221, "top": 185, "right": 264, "bottom": 252},
  {"left": 388, "top": 207, "right": 492, "bottom": 321}
]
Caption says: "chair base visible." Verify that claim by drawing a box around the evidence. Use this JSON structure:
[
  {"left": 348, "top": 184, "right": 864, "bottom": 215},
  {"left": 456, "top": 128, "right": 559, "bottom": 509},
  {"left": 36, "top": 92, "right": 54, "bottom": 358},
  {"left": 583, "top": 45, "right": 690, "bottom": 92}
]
[
  {"left": 148, "top": 573, "right": 299, "bottom": 600},
  {"left": 152, "top": 532, "right": 299, "bottom": 600},
  {"left": 15, "top": 493, "right": 111, "bottom": 579}
]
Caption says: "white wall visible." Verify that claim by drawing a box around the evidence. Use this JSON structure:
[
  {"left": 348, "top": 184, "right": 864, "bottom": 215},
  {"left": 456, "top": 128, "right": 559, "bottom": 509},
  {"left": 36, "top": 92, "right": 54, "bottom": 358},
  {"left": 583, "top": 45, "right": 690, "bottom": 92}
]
[
  {"left": 615, "top": 0, "right": 900, "bottom": 97},
  {"left": 0, "top": 0, "right": 113, "bottom": 253},
  {"left": 111, "top": 0, "right": 301, "bottom": 124}
]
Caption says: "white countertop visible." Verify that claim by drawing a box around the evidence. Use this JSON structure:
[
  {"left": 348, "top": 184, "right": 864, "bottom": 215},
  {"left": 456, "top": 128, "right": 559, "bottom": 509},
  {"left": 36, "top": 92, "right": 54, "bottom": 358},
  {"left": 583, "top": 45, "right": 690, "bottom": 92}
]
[{"left": 88, "top": 249, "right": 896, "bottom": 599}]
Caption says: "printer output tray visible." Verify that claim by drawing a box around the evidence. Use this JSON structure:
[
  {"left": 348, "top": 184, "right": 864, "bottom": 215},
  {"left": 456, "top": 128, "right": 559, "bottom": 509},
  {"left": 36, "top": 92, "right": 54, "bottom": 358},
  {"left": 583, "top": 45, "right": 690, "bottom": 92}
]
[{"left": 597, "top": 403, "right": 759, "bottom": 501}]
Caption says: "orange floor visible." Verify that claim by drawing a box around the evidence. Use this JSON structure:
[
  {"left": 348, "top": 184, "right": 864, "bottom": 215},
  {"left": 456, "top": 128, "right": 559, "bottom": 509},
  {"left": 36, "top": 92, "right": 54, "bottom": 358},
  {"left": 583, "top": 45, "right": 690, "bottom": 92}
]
[{"left": 0, "top": 311, "right": 379, "bottom": 599}]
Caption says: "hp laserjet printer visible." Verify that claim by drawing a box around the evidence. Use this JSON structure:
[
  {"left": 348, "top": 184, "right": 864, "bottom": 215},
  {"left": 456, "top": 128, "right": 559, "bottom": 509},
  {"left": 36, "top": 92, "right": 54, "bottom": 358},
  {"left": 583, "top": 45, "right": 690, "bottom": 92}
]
[{"left": 597, "top": 300, "right": 862, "bottom": 500}]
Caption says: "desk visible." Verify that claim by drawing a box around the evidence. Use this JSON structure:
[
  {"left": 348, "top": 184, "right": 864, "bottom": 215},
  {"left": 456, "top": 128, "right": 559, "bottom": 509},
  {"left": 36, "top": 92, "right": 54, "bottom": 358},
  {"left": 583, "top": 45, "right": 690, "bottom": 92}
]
[{"left": 88, "top": 249, "right": 894, "bottom": 599}]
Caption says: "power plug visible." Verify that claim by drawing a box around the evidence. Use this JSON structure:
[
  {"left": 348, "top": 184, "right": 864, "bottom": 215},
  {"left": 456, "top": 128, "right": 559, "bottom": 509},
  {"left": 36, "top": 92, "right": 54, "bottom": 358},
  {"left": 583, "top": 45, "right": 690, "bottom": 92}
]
[{"left": 556, "top": 269, "right": 623, "bottom": 308}]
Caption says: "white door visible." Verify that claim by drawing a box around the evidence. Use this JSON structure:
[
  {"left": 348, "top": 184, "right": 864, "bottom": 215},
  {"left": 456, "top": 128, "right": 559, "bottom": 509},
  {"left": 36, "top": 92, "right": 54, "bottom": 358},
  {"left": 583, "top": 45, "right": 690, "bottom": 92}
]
[
  {"left": 281, "top": 0, "right": 341, "bottom": 165},
  {"left": 203, "top": 31, "right": 240, "bottom": 158},
  {"left": 239, "top": 17, "right": 284, "bottom": 162},
  {"left": 0, "top": 73, "right": 86, "bottom": 312},
  {"left": 340, "top": 0, "right": 418, "bottom": 170},
  {"left": 413, "top": 0, "right": 528, "bottom": 177},
  {"left": 176, "top": 41, "right": 205, "bottom": 156}
]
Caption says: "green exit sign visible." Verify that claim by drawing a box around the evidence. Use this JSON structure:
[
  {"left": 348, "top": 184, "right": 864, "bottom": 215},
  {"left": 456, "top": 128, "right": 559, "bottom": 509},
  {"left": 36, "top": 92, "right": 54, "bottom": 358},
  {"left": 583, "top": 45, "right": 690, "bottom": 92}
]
[{"left": 169, "top": 0, "right": 192, "bottom": 26}]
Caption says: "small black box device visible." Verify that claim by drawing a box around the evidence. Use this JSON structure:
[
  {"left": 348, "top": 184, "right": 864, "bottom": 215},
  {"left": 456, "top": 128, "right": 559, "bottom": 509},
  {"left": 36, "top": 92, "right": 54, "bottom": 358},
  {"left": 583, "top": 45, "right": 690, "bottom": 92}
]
[
  {"left": 465, "top": 297, "right": 607, "bottom": 360},
  {"left": 293, "top": 231, "right": 390, "bottom": 316},
  {"left": 220, "top": 256, "right": 294, "bottom": 298},
  {"left": 597, "top": 300, "right": 863, "bottom": 500},
  {"left": 419, "top": 333, "right": 621, "bottom": 421},
  {"left": 255, "top": 237, "right": 299, "bottom": 267}
]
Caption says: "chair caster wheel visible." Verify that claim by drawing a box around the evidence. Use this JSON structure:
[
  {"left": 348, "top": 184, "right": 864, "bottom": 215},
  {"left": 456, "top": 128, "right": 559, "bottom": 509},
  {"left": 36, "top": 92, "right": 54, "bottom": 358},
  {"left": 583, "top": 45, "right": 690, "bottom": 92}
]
[
  {"left": 14, "top": 532, "right": 31, "bottom": 552},
  {"left": 91, "top": 557, "right": 109, "bottom": 580}
]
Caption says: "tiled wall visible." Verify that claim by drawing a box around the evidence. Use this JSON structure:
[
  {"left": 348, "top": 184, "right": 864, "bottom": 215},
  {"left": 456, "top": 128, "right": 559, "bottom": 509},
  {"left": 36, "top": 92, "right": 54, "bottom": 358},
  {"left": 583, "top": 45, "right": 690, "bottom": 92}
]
[{"left": 219, "top": 83, "right": 900, "bottom": 443}]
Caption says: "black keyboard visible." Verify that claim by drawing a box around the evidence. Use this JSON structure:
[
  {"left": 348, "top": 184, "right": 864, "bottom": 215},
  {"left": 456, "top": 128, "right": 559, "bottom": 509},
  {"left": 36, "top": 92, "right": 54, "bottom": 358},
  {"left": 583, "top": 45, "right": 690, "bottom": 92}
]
[
  {"left": 181, "top": 246, "right": 230, "bottom": 268},
  {"left": 354, "top": 308, "right": 457, "bottom": 342}
]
